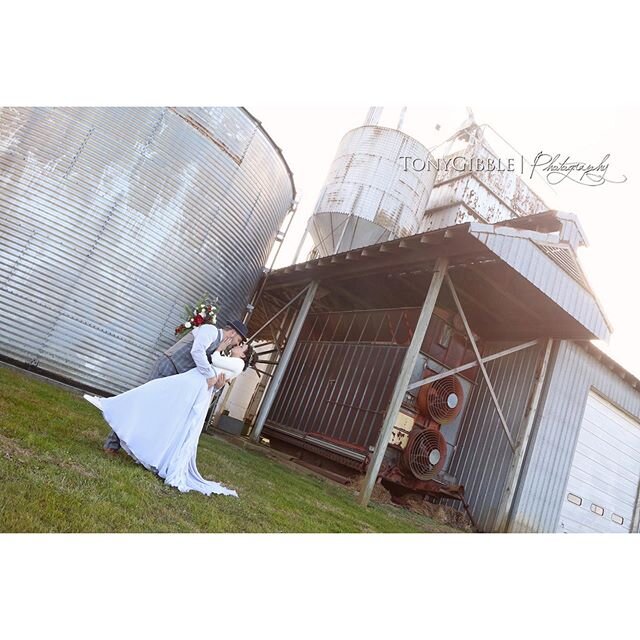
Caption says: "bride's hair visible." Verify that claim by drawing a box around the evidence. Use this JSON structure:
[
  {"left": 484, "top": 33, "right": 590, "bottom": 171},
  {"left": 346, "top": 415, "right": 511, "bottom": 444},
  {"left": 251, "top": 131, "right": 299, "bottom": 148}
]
[{"left": 240, "top": 344, "right": 257, "bottom": 372}]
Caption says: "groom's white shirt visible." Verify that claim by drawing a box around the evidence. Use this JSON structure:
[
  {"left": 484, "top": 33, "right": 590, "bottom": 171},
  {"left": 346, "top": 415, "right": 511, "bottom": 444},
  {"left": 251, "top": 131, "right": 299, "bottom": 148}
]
[{"left": 190, "top": 325, "right": 223, "bottom": 379}]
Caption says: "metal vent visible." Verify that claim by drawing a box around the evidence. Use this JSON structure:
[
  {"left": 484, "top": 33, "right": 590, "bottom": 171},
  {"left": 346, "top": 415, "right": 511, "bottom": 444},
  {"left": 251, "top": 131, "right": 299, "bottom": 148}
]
[
  {"left": 536, "top": 243, "right": 589, "bottom": 288},
  {"left": 417, "top": 375, "right": 464, "bottom": 424},
  {"left": 401, "top": 428, "right": 447, "bottom": 481}
]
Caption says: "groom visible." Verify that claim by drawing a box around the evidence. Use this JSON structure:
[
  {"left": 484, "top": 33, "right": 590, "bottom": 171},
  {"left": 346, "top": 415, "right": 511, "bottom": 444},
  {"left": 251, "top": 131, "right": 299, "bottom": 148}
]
[{"left": 103, "top": 319, "right": 249, "bottom": 454}]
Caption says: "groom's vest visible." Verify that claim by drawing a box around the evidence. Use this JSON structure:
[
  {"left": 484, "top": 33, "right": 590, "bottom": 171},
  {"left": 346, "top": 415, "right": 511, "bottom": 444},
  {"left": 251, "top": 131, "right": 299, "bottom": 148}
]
[{"left": 163, "top": 328, "right": 222, "bottom": 374}]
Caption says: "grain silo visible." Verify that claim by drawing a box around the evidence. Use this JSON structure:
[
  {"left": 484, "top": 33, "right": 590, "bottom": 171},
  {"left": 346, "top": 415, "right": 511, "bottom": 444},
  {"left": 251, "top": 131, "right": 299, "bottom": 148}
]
[
  {"left": 306, "top": 107, "right": 436, "bottom": 258},
  {"left": 0, "top": 107, "right": 295, "bottom": 393}
]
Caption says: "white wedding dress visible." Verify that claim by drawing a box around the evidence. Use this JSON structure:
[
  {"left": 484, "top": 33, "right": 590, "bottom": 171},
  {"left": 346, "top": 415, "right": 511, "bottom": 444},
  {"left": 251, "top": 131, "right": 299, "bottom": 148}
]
[{"left": 84, "top": 351, "right": 244, "bottom": 497}]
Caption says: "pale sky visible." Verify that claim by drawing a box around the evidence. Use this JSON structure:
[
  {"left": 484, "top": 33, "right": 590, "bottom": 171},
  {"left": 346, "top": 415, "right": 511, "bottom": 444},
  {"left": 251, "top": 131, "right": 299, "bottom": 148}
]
[{"left": 251, "top": 106, "right": 640, "bottom": 378}]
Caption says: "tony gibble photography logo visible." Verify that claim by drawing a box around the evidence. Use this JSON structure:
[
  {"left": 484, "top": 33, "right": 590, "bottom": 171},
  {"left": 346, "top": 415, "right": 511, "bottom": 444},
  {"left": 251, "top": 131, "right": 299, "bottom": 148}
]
[{"left": 400, "top": 152, "right": 627, "bottom": 187}]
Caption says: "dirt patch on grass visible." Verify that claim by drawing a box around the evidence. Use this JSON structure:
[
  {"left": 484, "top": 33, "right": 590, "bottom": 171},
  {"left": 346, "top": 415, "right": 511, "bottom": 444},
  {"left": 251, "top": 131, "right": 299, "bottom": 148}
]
[
  {"left": 57, "top": 459, "right": 97, "bottom": 478},
  {"left": 0, "top": 433, "right": 35, "bottom": 462},
  {"left": 347, "top": 477, "right": 474, "bottom": 532},
  {"left": 0, "top": 434, "right": 97, "bottom": 478},
  {"left": 346, "top": 477, "right": 394, "bottom": 505},
  {"left": 399, "top": 495, "right": 475, "bottom": 532}
]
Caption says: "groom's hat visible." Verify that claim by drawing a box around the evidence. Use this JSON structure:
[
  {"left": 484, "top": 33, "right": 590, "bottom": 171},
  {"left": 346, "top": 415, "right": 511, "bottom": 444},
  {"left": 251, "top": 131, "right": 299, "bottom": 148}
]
[{"left": 227, "top": 319, "right": 249, "bottom": 341}]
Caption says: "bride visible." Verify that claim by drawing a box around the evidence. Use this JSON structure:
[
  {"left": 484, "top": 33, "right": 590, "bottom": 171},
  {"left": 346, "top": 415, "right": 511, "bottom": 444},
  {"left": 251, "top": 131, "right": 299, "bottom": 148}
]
[{"left": 84, "top": 338, "right": 254, "bottom": 498}]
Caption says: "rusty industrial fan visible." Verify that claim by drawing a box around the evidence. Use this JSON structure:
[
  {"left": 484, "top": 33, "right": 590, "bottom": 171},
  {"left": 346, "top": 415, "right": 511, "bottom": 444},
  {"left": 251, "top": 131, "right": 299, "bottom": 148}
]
[
  {"left": 416, "top": 374, "right": 463, "bottom": 424},
  {"left": 400, "top": 373, "right": 464, "bottom": 480},
  {"left": 400, "top": 427, "right": 447, "bottom": 480}
]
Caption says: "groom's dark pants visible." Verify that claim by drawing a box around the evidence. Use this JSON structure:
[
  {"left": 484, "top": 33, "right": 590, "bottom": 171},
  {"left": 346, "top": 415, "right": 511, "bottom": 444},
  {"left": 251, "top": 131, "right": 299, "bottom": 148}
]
[{"left": 103, "top": 355, "right": 179, "bottom": 451}]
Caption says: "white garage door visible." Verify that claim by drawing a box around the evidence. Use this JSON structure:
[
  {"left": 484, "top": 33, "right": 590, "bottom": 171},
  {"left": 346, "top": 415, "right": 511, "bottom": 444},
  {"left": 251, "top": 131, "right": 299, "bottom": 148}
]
[{"left": 557, "top": 391, "right": 640, "bottom": 533}]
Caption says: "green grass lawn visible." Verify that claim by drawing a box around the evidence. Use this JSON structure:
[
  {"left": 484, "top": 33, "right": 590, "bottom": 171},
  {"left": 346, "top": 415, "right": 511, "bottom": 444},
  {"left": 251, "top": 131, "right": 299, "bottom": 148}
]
[{"left": 0, "top": 364, "right": 461, "bottom": 533}]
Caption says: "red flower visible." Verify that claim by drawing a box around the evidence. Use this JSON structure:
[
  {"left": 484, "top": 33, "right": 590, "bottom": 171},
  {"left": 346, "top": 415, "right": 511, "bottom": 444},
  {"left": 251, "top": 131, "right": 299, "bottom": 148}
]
[{"left": 194, "top": 314, "right": 204, "bottom": 326}]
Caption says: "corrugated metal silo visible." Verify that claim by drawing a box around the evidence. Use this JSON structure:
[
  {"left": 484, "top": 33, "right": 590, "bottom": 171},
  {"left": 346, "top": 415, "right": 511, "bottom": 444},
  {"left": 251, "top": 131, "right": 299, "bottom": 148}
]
[
  {"left": 307, "top": 110, "right": 436, "bottom": 258},
  {"left": 0, "top": 107, "right": 295, "bottom": 393}
]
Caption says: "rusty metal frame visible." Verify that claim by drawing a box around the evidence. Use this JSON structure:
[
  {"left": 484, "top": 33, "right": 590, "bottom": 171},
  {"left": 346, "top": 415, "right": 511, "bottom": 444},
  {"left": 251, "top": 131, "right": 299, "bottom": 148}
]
[
  {"left": 259, "top": 307, "right": 411, "bottom": 455},
  {"left": 300, "top": 306, "right": 423, "bottom": 345}
]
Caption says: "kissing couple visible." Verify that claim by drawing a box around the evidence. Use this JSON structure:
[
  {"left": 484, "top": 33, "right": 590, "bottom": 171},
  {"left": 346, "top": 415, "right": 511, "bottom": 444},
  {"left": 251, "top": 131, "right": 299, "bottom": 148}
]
[{"left": 85, "top": 304, "right": 256, "bottom": 498}]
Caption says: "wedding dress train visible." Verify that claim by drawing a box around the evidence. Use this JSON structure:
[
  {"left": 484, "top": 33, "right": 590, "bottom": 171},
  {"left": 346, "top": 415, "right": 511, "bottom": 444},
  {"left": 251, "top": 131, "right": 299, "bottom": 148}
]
[{"left": 84, "top": 353, "right": 243, "bottom": 497}]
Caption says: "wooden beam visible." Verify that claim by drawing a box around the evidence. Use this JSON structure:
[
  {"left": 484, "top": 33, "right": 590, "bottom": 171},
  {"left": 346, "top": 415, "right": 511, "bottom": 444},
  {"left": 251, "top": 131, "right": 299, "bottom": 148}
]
[
  {"left": 358, "top": 257, "right": 449, "bottom": 507},
  {"left": 496, "top": 339, "right": 554, "bottom": 532},
  {"left": 260, "top": 239, "right": 485, "bottom": 292},
  {"left": 420, "top": 234, "right": 443, "bottom": 244},
  {"left": 326, "top": 243, "right": 469, "bottom": 285}
]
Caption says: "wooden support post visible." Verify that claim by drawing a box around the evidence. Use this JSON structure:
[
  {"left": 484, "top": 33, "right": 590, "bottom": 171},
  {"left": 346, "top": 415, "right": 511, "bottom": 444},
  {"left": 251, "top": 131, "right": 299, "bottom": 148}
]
[
  {"left": 445, "top": 273, "right": 517, "bottom": 452},
  {"left": 631, "top": 476, "right": 640, "bottom": 533},
  {"left": 495, "top": 339, "right": 554, "bottom": 532},
  {"left": 358, "top": 257, "right": 448, "bottom": 507},
  {"left": 250, "top": 281, "right": 319, "bottom": 443}
]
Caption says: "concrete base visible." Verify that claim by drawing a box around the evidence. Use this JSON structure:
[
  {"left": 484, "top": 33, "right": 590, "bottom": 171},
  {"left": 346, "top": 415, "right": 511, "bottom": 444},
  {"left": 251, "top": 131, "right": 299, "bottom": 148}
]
[{"left": 216, "top": 414, "right": 245, "bottom": 436}]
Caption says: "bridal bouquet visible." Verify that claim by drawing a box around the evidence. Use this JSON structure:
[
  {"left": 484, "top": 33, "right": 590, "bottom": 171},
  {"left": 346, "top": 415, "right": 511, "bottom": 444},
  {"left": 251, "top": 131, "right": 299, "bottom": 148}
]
[{"left": 175, "top": 298, "right": 219, "bottom": 335}]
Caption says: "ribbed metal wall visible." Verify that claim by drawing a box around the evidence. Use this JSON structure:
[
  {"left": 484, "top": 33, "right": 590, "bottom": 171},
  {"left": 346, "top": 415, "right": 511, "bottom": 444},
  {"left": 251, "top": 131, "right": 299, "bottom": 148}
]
[
  {"left": 509, "top": 341, "right": 640, "bottom": 533},
  {"left": 0, "top": 107, "right": 294, "bottom": 393},
  {"left": 268, "top": 340, "right": 406, "bottom": 450},
  {"left": 442, "top": 341, "right": 542, "bottom": 532}
]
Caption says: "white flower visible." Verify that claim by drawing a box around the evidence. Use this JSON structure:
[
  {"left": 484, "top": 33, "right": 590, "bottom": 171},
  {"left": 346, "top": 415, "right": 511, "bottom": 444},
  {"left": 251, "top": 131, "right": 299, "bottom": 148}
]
[
  {"left": 199, "top": 311, "right": 206, "bottom": 318},
  {"left": 210, "top": 314, "right": 217, "bottom": 323},
  {"left": 184, "top": 322, "right": 191, "bottom": 328}
]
